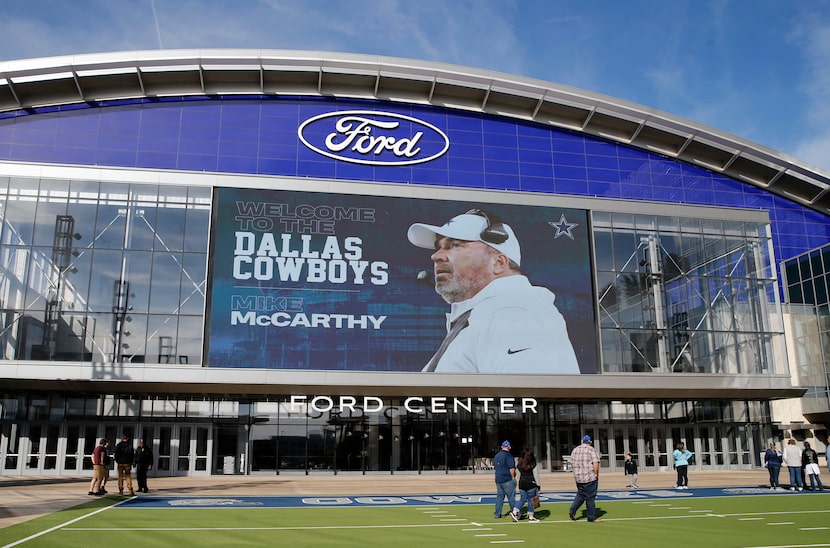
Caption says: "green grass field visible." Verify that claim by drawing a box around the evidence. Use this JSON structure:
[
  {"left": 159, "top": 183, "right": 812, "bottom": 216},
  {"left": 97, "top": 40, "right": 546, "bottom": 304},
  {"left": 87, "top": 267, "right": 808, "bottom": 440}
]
[{"left": 2, "top": 493, "right": 829, "bottom": 547}]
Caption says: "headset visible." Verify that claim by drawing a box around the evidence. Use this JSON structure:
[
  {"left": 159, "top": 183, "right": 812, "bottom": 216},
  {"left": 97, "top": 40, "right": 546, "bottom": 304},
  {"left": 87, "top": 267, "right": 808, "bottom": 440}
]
[{"left": 465, "top": 208, "right": 509, "bottom": 244}]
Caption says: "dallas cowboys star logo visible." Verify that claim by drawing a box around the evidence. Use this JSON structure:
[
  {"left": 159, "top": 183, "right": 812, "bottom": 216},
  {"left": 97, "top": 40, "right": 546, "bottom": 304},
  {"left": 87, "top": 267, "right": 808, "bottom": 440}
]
[{"left": 549, "top": 214, "right": 578, "bottom": 240}]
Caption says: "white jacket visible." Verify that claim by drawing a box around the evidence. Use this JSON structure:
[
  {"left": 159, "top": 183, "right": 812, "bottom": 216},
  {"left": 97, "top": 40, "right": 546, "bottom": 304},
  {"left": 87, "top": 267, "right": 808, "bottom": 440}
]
[
  {"left": 426, "top": 275, "right": 580, "bottom": 374},
  {"left": 782, "top": 444, "right": 802, "bottom": 467}
]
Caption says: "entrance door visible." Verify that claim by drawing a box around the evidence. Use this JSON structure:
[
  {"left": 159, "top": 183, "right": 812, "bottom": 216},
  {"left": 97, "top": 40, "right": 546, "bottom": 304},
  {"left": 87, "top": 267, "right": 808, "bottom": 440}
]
[
  {"left": 552, "top": 427, "right": 582, "bottom": 471},
  {"left": 610, "top": 426, "right": 641, "bottom": 472},
  {"left": 1, "top": 423, "right": 22, "bottom": 475},
  {"left": 135, "top": 424, "right": 212, "bottom": 477},
  {"left": 174, "top": 425, "right": 212, "bottom": 476},
  {"left": 22, "top": 423, "right": 62, "bottom": 476}
]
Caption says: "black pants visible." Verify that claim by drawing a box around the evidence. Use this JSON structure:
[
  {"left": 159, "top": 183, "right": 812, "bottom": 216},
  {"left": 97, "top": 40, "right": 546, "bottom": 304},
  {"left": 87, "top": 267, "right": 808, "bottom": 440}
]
[
  {"left": 675, "top": 465, "right": 689, "bottom": 487},
  {"left": 136, "top": 465, "right": 150, "bottom": 491}
]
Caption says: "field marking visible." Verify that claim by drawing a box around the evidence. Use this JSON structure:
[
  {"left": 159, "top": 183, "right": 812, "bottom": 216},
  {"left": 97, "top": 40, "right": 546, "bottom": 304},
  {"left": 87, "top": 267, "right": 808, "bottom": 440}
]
[
  {"left": 739, "top": 518, "right": 765, "bottom": 521},
  {"left": 463, "top": 528, "right": 492, "bottom": 531},
  {"left": 64, "top": 523, "right": 490, "bottom": 532},
  {"left": 800, "top": 528, "right": 829, "bottom": 531},
  {"left": 475, "top": 534, "right": 506, "bottom": 537},
  {"left": 689, "top": 510, "right": 712, "bottom": 513},
  {"left": 2, "top": 500, "right": 126, "bottom": 548},
  {"left": 59, "top": 508, "right": 830, "bottom": 535},
  {"left": 490, "top": 541, "right": 525, "bottom": 544},
  {"left": 747, "top": 544, "right": 830, "bottom": 547},
  {"left": 767, "top": 522, "right": 795, "bottom": 526}
]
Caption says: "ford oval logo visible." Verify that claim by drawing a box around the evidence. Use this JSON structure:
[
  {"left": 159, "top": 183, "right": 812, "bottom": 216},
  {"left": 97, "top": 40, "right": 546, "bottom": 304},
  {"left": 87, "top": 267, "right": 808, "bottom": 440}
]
[{"left": 298, "top": 110, "right": 450, "bottom": 166}]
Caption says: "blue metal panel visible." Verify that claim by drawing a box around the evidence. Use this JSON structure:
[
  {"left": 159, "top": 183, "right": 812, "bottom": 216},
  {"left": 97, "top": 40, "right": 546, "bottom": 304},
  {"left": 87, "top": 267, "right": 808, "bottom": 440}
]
[{"left": 0, "top": 94, "right": 824, "bottom": 270}]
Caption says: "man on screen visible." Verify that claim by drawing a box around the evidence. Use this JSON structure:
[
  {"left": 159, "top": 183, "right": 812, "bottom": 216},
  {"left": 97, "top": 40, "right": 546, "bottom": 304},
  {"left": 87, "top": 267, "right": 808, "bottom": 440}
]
[{"left": 407, "top": 208, "right": 579, "bottom": 374}]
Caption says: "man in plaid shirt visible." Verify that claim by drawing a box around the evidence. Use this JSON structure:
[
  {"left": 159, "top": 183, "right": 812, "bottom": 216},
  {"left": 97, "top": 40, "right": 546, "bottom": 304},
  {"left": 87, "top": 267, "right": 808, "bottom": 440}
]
[{"left": 568, "top": 434, "right": 602, "bottom": 522}]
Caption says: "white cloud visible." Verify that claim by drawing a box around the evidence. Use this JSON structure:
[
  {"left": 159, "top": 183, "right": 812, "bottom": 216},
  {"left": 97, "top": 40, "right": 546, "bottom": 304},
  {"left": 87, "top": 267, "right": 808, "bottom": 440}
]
[{"left": 789, "top": 7, "right": 830, "bottom": 172}]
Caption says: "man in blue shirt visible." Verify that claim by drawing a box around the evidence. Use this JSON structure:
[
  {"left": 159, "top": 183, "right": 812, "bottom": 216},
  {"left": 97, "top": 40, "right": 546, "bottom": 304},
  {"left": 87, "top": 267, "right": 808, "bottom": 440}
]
[{"left": 493, "top": 440, "right": 516, "bottom": 519}]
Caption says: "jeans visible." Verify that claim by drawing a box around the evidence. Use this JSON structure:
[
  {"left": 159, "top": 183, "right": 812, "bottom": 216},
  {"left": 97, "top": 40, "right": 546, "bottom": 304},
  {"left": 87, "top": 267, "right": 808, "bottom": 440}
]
[
  {"left": 788, "top": 465, "right": 803, "bottom": 489},
  {"left": 569, "top": 479, "right": 599, "bottom": 521},
  {"left": 766, "top": 464, "right": 781, "bottom": 488},
  {"left": 514, "top": 486, "right": 538, "bottom": 516},
  {"left": 494, "top": 479, "right": 516, "bottom": 518}
]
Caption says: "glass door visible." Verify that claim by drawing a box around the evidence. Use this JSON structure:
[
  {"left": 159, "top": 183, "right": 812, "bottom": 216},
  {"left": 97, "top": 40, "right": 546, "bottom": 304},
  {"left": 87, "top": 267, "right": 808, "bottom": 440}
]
[
  {"left": 23, "top": 423, "right": 62, "bottom": 476},
  {"left": 173, "top": 425, "right": 212, "bottom": 476},
  {"left": 194, "top": 426, "right": 210, "bottom": 474},
  {"left": 552, "top": 426, "right": 582, "bottom": 471},
  {"left": 1, "top": 423, "right": 22, "bottom": 475}
]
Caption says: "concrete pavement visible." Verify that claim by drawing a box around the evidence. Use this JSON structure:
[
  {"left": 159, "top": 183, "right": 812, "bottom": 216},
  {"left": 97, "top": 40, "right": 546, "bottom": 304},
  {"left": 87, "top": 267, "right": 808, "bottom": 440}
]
[{"left": 0, "top": 469, "right": 773, "bottom": 530}]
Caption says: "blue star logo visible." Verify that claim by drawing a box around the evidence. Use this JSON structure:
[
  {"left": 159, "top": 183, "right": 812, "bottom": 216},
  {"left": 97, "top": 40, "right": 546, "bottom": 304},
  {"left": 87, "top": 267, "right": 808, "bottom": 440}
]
[{"left": 549, "top": 214, "right": 578, "bottom": 240}]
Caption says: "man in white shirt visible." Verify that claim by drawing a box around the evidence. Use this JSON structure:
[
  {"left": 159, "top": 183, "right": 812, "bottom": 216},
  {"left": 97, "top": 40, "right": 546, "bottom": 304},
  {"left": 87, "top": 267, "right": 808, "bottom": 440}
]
[{"left": 407, "top": 208, "right": 579, "bottom": 374}]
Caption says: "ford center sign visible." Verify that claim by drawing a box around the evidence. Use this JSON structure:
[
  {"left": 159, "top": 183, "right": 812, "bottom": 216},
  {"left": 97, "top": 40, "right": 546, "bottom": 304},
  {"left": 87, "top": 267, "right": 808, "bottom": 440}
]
[{"left": 298, "top": 110, "right": 450, "bottom": 166}]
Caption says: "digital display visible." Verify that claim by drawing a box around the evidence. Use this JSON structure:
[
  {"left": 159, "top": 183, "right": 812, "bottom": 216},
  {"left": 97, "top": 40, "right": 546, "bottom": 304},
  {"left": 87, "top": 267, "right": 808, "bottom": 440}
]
[{"left": 207, "top": 187, "right": 597, "bottom": 374}]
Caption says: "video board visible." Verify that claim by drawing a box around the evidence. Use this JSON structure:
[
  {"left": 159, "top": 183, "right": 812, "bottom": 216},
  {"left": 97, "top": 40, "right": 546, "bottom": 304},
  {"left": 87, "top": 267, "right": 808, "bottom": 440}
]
[{"left": 207, "top": 187, "right": 597, "bottom": 374}]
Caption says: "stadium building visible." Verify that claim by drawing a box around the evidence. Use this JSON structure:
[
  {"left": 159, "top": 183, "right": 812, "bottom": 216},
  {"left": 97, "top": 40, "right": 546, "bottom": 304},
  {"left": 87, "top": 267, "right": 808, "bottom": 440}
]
[{"left": 0, "top": 50, "right": 826, "bottom": 478}]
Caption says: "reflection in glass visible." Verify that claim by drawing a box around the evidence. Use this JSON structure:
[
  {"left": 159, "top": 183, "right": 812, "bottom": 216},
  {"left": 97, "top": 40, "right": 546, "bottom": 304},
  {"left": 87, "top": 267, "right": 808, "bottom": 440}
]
[{"left": 0, "top": 178, "right": 209, "bottom": 365}]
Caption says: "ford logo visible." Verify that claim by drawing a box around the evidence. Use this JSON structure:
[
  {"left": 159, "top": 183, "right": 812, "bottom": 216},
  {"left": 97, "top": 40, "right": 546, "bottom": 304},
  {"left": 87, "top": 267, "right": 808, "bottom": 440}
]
[{"left": 297, "top": 110, "right": 450, "bottom": 166}]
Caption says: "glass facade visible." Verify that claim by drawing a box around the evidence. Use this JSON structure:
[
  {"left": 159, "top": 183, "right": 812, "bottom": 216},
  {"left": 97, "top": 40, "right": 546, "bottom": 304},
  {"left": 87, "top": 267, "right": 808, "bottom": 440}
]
[
  {"left": 0, "top": 393, "right": 768, "bottom": 475},
  {"left": 0, "top": 178, "right": 210, "bottom": 364},
  {"left": 594, "top": 212, "right": 785, "bottom": 375},
  {"left": 783, "top": 245, "right": 830, "bottom": 423},
  {"left": 0, "top": 176, "right": 786, "bottom": 378}
]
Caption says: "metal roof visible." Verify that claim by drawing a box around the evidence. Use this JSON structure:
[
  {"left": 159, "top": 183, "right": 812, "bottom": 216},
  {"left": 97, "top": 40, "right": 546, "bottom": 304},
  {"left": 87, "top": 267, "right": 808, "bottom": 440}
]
[{"left": 1, "top": 48, "right": 828, "bottom": 215}]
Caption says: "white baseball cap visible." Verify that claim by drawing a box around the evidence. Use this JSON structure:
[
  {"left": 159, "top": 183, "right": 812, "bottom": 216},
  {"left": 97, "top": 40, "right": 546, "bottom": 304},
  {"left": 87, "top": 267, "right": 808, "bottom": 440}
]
[{"left": 407, "top": 210, "right": 521, "bottom": 266}]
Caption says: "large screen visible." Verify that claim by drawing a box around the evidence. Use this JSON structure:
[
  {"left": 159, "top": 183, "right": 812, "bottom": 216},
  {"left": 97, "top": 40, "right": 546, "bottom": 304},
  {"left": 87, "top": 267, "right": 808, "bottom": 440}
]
[{"left": 207, "top": 187, "right": 597, "bottom": 374}]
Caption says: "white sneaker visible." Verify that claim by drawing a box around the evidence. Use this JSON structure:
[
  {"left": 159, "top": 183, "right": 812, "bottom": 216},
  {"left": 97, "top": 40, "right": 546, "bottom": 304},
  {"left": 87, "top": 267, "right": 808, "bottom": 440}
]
[{"left": 790, "top": 487, "right": 796, "bottom": 491}]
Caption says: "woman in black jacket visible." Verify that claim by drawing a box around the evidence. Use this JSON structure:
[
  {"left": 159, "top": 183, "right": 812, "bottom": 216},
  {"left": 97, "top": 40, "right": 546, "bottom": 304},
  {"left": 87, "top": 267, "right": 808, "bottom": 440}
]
[{"left": 510, "top": 446, "right": 542, "bottom": 523}]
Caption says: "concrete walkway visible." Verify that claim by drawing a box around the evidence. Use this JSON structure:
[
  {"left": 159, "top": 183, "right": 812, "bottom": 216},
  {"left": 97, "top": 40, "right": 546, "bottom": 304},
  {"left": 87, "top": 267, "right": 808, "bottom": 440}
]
[{"left": 0, "top": 469, "right": 773, "bottom": 530}]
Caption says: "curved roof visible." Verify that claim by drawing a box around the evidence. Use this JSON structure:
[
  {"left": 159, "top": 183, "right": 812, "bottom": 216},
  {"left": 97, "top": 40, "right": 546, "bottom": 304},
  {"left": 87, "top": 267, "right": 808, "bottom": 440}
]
[{"left": 1, "top": 48, "right": 828, "bottom": 215}]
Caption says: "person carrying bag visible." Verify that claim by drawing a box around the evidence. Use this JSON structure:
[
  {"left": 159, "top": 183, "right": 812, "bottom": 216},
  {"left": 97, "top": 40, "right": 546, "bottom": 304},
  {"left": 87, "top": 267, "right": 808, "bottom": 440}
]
[{"left": 510, "top": 446, "right": 542, "bottom": 523}]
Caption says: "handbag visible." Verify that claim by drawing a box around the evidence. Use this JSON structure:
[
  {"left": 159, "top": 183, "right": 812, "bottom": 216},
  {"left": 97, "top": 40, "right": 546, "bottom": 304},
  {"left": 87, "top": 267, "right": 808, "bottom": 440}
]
[{"left": 531, "top": 495, "right": 541, "bottom": 509}]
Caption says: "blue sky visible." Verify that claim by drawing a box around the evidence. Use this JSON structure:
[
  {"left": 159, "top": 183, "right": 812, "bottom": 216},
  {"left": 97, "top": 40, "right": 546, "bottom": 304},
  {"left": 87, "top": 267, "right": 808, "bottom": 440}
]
[{"left": 2, "top": 0, "right": 829, "bottom": 172}]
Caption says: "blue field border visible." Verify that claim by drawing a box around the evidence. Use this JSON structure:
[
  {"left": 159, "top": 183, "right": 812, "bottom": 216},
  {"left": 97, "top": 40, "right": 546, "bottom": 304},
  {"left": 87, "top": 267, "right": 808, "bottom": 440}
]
[{"left": 118, "top": 486, "right": 829, "bottom": 509}]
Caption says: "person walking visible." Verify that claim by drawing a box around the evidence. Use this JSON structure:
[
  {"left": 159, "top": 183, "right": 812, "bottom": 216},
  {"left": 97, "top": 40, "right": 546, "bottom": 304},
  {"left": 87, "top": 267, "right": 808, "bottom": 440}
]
[
  {"left": 624, "top": 452, "right": 639, "bottom": 489},
  {"left": 783, "top": 439, "right": 803, "bottom": 491},
  {"left": 568, "top": 435, "right": 602, "bottom": 523},
  {"left": 764, "top": 442, "right": 783, "bottom": 490},
  {"left": 114, "top": 433, "right": 136, "bottom": 496},
  {"left": 134, "top": 438, "right": 153, "bottom": 493},
  {"left": 511, "top": 446, "right": 542, "bottom": 523},
  {"left": 672, "top": 442, "right": 693, "bottom": 489},
  {"left": 493, "top": 440, "right": 516, "bottom": 519},
  {"left": 802, "top": 441, "right": 824, "bottom": 491},
  {"left": 87, "top": 438, "right": 109, "bottom": 496}
]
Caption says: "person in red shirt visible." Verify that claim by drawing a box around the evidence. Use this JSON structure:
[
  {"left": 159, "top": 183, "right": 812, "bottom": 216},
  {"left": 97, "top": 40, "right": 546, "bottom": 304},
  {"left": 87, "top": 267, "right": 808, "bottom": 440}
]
[{"left": 87, "top": 438, "right": 109, "bottom": 496}]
